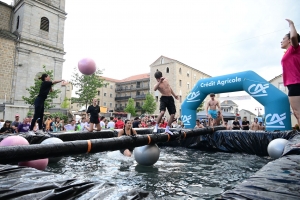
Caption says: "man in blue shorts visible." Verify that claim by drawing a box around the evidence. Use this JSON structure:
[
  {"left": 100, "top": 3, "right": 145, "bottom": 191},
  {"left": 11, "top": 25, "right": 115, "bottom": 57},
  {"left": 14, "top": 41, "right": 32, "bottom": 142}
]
[{"left": 206, "top": 93, "right": 221, "bottom": 126}]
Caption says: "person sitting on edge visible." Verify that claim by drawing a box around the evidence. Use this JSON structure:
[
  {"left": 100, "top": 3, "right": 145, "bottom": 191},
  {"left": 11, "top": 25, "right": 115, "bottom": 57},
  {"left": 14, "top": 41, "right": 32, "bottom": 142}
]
[
  {"left": 64, "top": 119, "right": 76, "bottom": 132},
  {"left": 214, "top": 111, "right": 225, "bottom": 126},
  {"left": 195, "top": 119, "right": 204, "bottom": 129},
  {"left": 153, "top": 70, "right": 179, "bottom": 135},
  {"left": 206, "top": 93, "right": 221, "bottom": 127},
  {"left": 17, "top": 118, "right": 30, "bottom": 133},
  {"left": 242, "top": 117, "right": 250, "bottom": 130},
  {"left": 118, "top": 119, "right": 137, "bottom": 157},
  {"left": 232, "top": 117, "right": 241, "bottom": 130},
  {"left": 250, "top": 118, "right": 260, "bottom": 131},
  {"left": 86, "top": 98, "right": 101, "bottom": 132},
  {"left": 115, "top": 117, "right": 124, "bottom": 129}
]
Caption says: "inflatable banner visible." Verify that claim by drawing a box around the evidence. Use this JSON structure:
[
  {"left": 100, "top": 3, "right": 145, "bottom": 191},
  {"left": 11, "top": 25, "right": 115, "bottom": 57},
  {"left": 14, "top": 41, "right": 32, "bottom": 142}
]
[{"left": 181, "top": 71, "right": 291, "bottom": 131}]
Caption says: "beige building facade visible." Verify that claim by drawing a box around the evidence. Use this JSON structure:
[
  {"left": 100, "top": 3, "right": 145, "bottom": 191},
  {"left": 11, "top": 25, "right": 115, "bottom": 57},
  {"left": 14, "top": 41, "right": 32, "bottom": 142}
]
[
  {"left": 0, "top": 0, "right": 66, "bottom": 108},
  {"left": 269, "top": 74, "right": 297, "bottom": 127},
  {"left": 150, "top": 56, "right": 214, "bottom": 117}
]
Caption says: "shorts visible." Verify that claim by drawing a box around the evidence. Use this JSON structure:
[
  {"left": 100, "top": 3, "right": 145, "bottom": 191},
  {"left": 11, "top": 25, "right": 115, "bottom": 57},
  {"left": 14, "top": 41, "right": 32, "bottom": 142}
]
[
  {"left": 159, "top": 96, "right": 176, "bottom": 115},
  {"left": 120, "top": 148, "right": 134, "bottom": 155},
  {"left": 90, "top": 118, "right": 100, "bottom": 124},
  {"left": 287, "top": 83, "right": 300, "bottom": 96},
  {"left": 208, "top": 110, "right": 217, "bottom": 119}
]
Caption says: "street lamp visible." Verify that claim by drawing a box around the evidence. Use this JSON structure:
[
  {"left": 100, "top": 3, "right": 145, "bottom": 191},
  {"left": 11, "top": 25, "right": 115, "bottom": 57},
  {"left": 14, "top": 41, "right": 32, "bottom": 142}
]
[{"left": 255, "top": 107, "right": 262, "bottom": 117}]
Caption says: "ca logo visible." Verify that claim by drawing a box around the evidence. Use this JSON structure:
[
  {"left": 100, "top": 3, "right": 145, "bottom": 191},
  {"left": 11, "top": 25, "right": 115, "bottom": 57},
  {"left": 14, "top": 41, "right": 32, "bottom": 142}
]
[
  {"left": 248, "top": 83, "right": 269, "bottom": 97},
  {"left": 265, "top": 113, "right": 286, "bottom": 128},
  {"left": 187, "top": 91, "right": 201, "bottom": 102},
  {"left": 181, "top": 115, "right": 192, "bottom": 125}
]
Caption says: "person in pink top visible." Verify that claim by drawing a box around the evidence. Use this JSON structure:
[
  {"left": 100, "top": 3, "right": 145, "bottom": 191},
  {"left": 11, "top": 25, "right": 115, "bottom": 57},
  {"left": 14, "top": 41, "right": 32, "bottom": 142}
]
[{"left": 281, "top": 19, "right": 300, "bottom": 129}]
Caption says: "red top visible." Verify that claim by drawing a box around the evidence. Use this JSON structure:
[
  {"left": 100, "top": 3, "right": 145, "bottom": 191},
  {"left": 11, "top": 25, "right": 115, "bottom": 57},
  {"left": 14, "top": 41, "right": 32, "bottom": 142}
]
[
  {"left": 115, "top": 120, "right": 124, "bottom": 129},
  {"left": 281, "top": 45, "right": 300, "bottom": 86}
]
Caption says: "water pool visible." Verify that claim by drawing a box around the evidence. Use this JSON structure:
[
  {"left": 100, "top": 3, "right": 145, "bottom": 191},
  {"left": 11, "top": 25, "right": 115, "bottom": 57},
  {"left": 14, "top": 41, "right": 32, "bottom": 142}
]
[{"left": 46, "top": 147, "right": 271, "bottom": 199}]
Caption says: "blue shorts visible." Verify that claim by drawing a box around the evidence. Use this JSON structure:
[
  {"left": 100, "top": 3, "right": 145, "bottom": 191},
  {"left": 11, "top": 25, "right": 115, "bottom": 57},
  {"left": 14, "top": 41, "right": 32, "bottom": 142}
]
[{"left": 208, "top": 110, "right": 217, "bottom": 119}]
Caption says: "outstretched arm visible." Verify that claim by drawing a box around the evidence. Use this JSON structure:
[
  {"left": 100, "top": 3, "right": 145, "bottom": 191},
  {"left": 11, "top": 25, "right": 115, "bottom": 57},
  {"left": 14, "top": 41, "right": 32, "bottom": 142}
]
[
  {"left": 52, "top": 80, "right": 64, "bottom": 84},
  {"left": 286, "top": 19, "right": 299, "bottom": 47}
]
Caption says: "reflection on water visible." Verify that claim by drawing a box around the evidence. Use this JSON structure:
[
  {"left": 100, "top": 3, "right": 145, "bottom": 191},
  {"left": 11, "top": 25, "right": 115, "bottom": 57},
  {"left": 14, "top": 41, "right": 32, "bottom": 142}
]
[{"left": 46, "top": 147, "right": 270, "bottom": 199}]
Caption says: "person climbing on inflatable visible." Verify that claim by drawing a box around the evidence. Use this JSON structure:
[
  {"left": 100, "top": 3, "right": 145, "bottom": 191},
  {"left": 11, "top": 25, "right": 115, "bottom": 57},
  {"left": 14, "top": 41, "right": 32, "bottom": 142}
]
[
  {"left": 206, "top": 93, "right": 221, "bottom": 126},
  {"left": 153, "top": 70, "right": 179, "bottom": 135}
]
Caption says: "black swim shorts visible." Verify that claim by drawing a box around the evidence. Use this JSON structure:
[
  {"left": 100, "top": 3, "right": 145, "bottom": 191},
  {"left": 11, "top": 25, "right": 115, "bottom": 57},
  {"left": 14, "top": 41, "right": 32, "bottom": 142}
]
[
  {"left": 287, "top": 83, "right": 300, "bottom": 96},
  {"left": 159, "top": 96, "right": 176, "bottom": 115},
  {"left": 90, "top": 117, "right": 100, "bottom": 124}
]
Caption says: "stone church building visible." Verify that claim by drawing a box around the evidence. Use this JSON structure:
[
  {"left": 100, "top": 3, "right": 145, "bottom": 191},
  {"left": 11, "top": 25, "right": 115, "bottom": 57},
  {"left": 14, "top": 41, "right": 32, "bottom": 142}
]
[{"left": 0, "top": 0, "right": 67, "bottom": 119}]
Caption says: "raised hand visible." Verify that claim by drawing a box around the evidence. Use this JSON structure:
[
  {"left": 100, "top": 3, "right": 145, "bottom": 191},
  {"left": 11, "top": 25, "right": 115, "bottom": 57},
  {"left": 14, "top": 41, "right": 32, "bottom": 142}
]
[{"left": 286, "top": 19, "right": 294, "bottom": 26}]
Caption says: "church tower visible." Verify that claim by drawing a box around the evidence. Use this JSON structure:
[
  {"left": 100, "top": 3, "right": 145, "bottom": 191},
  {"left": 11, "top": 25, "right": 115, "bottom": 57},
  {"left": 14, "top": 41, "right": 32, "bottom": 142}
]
[{"left": 11, "top": 0, "right": 66, "bottom": 107}]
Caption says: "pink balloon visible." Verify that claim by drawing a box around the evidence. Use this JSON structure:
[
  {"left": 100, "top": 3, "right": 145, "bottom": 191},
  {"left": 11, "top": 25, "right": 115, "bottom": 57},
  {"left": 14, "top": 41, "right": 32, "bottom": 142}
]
[
  {"left": 19, "top": 158, "right": 49, "bottom": 171},
  {"left": 78, "top": 58, "right": 96, "bottom": 75},
  {"left": 0, "top": 136, "right": 29, "bottom": 146}
]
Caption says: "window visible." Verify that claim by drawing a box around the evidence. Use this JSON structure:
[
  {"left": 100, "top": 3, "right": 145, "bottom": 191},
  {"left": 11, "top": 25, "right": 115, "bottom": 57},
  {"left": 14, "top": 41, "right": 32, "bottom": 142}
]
[
  {"left": 125, "top": 103, "right": 127, "bottom": 107},
  {"left": 187, "top": 71, "right": 190, "bottom": 77},
  {"left": 105, "top": 84, "right": 107, "bottom": 88},
  {"left": 110, "top": 93, "right": 112, "bottom": 98},
  {"left": 120, "top": 104, "right": 122, "bottom": 107},
  {"left": 166, "top": 67, "right": 169, "bottom": 73},
  {"left": 179, "top": 68, "right": 182, "bottom": 74},
  {"left": 115, "top": 104, "right": 117, "bottom": 108},
  {"left": 97, "top": 91, "right": 100, "bottom": 95},
  {"left": 187, "top": 83, "right": 190, "bottom": 89},
  {"left": 16, "top": 16, "right": 20, "bottom": 30},
  {"left": 40, "top": 17, "right": 49, "bottom": 32},
  {"left": 278, "top": 82, "right": 285, "bottom": 91},
  {"left": 161, "top": 58, "right": 164, "bottom": 64},
  {"left": 104, "top": 102, "right": 106, "bottom": 106},
  {"left": 110, "top": 103, "right": 112, "bottom": 107},
  {"left": 194, "top": 74, "right": 196, "bottom": 79},
  {"left": 180, "top": 96, "right": 182, "bottom": 103},
  {"left": 179, "top": 80, "right": 182, "bottom": 87},
  {"left": 104, "top": 93, "right": 106, "bottom": 96},
  {"left": 110, "top": 85, "right": 113, "bottom": 89}
]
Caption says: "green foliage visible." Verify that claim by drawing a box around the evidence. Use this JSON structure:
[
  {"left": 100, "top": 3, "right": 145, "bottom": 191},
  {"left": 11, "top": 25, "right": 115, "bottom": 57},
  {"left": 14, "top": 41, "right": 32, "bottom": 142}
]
[
  {"left": 142, "top": 93, "right": 157, "bottom": 114},
  {"left": 197, "top": 101, "right": 205, "bottom": 112},
  {"left": 22, "top": 65, "right": 61, "bottom": 110},
  {"left": 61, "top": 97, "right": 70, "bottom": 109},
  {"left": 70, "top": 68, "right": 106, "bottom": 110},
  {"left": 27, "top": 110, "right": 33, "bottom": 117},
  {"left": 124, "top": 98, "right": 136, "bottom": 116},
  {"left": 48, "top": 112, "right": 68, "bottom": 122}
]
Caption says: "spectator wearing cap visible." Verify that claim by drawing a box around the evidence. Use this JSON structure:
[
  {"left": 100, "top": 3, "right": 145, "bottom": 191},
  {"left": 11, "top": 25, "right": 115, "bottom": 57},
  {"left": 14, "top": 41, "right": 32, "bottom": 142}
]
[{"left": 12, "top": 114, "right": 21, "bottom": 133}]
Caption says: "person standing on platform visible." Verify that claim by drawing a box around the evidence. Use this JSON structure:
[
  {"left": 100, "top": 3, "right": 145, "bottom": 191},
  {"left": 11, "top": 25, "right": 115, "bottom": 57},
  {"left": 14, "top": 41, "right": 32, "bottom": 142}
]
[
  {"left": 29, "top": 74, "right": 64, "bottom": 134},
  {"left": 242, "top": 117, "right": 250, "bottom": 130},
  {"left": 86, "top": 98, "right": 101, "bottom": 132},
  {"left": 206, "top": 93, "right": 221, "bottom": 127},
  {"left": 153, "top": 71, "right": 179, "bottom": 135}
]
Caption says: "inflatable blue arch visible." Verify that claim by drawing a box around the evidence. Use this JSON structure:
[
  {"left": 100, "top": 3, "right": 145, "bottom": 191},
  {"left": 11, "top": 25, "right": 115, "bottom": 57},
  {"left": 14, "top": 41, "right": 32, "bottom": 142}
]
[{"left": 181, "top": 71, "right": 291, "bottom": 131}]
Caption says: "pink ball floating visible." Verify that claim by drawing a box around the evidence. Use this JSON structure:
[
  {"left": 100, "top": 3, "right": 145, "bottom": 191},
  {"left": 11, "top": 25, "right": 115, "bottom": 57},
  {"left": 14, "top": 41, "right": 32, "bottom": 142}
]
[
  {"left": 78, "top": 58, "right": 96, "bottom": 75},
  {"left": 19, "top": 159, "right": 49, "bottom": 171},
  {"left": 0, "top": 136, "right": 48, "bottom": 171},
  {"left": 0, "top": 136, "right": 29, "bottom": 146}
]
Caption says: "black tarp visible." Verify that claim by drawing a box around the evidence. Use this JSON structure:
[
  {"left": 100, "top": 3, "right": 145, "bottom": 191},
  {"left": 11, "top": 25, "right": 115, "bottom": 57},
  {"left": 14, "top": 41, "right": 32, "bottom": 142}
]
[
  {"left": 0, "top": 165, "right": 154, "bottom": 199},
  {"left": 159, "top": 130, "right": 299, "bottom": 156}
]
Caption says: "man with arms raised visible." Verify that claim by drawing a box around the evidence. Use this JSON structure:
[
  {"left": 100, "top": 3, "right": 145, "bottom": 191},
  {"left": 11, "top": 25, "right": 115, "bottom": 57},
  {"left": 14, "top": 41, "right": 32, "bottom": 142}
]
[{"left": 153, "top": 71, "right": 178, "bottom": 135}]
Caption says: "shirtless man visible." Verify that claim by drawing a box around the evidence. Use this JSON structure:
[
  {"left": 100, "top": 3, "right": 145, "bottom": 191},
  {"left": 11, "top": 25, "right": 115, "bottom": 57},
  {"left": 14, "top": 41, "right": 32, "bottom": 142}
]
[
  {"left": 214, "top": 111, "right": 225, "bottom": 126},
  {"left": 250, "top": 118, "right": 260, "bottom": 131},
  {"left": 206, "top": 93, "right": 221, "bottom": 126},
  {"left": 195, "top": 119, "right": 204, "bottom": 128},
  {"left": 259, "top": 121, "right": 265, "bottom": 131},
  {"left": 153, "top": 71, "right": 179, "bottom": 134}
]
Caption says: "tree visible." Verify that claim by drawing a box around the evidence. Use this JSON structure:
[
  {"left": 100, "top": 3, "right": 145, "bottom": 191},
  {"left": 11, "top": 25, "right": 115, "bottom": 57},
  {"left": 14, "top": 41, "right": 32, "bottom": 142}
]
[
  {"left": 124, "top": 98, "right": 136, "bottom": 116},
  {"left": 61, "top": 97, "right": 70, "bottom": 109},
  {"left": 70, "top": 68, "right": 106, "bottom": 110},
  {"left": 197, "top": 101, "right": 205, "bottom": 112},
  {"left": 142, "top": 93, "right": 156, "bottom": 114},
  {"left": 22, "top": 65, "right": 61, "bottom": 110}
]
